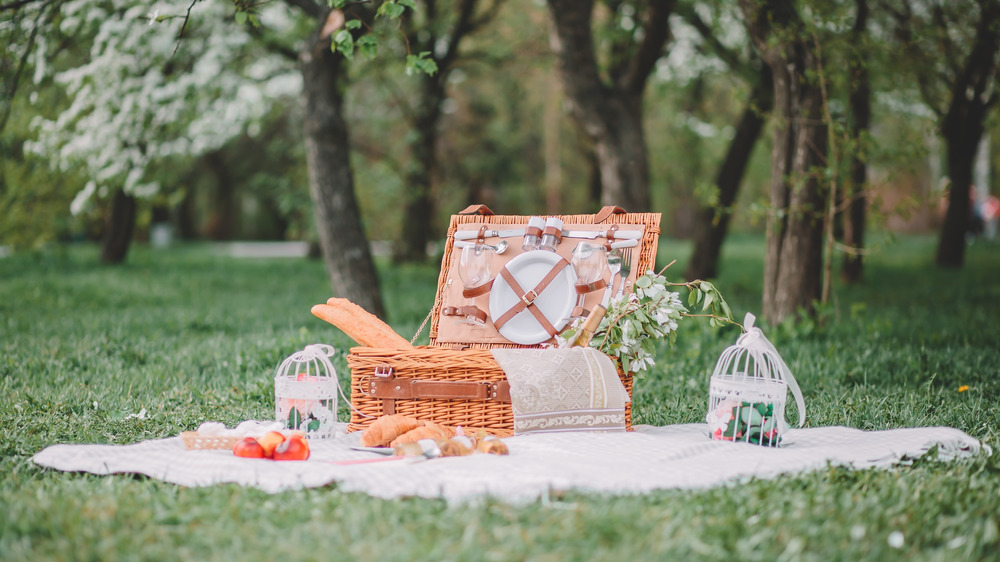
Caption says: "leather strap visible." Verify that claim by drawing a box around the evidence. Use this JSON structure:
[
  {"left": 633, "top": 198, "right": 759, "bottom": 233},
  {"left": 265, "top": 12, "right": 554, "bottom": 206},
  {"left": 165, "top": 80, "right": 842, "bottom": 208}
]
[
  {"left": 441, "top": 305, "right": 488, "bottom": 324},
  {"left": 575, "top": 279, "right": 607, "bottom": 294},
  {"left": 596, "top": 206, "right": 626, "bottom": 223},
  {"left": 493, "top": 259, "right": 569, "bottom": 337},
  {"left": 542, "top": 225, "right": 563, "bottom": 241},
  {"left": 366, "top": 378, "right": 511, "bottom": 402},
  {"left": 461, "top": 279, "right": 493, "bottom": 298},
  {"left": 571, "top": 305, "right": 589, "bottom": 318},
  {"left": 459, "top": 204, "right": 494, "bottom": 216},
  {"left": 524, "top": 225, "right": 543, "bottom": 238}
]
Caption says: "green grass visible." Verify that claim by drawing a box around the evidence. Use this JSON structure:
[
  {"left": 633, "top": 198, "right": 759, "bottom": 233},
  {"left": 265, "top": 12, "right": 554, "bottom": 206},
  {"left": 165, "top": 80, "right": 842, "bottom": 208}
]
[{"left": 1, "top": 236, "right": 998, "bottom": 561}]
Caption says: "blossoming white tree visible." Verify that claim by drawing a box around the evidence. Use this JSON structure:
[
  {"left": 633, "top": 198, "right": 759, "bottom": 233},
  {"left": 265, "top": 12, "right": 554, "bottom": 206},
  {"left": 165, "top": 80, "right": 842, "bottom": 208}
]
[{"left": 25, "top": 0, "right": 302, "bottom": 261}]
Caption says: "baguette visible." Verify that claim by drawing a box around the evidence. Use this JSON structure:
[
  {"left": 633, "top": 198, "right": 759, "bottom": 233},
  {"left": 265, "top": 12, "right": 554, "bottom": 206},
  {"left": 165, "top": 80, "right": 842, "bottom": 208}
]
[{"left": 311, "top": 299, "right": 412, "bottom": 349}]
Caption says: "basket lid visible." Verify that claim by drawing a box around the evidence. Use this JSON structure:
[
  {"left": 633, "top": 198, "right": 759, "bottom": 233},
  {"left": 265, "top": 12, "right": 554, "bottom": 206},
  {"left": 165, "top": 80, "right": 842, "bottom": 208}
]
[{"left": 428, "top": 207, "right": 662, "bottom": 350}]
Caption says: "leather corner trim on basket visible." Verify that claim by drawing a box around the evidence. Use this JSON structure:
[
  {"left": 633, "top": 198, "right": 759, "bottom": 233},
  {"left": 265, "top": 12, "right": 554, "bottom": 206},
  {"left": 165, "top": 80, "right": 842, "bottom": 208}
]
[
  {"left": 595, "top": 205, "right": 627, "bottom": 223},
  {"left": 458, "top": 204, "right": 495, "bottom": 216}
]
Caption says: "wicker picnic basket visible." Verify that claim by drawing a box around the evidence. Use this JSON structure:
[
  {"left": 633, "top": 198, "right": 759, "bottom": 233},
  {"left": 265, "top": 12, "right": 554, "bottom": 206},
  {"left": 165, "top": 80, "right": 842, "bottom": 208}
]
[{"left": 346, "top": 205, "right": 661, "bottom": 436}]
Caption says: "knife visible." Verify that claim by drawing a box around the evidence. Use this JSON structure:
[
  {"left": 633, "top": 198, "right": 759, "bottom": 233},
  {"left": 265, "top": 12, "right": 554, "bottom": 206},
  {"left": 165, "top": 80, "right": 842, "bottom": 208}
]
[
  {"left": 453, "top": 228, "right": 525, "bottom": 240},
  {"left": 607, "top": 239, "right": 638, "bottom": 249},
  {"left": 563, "top": 229, "right": 643, "bottom": 240}
]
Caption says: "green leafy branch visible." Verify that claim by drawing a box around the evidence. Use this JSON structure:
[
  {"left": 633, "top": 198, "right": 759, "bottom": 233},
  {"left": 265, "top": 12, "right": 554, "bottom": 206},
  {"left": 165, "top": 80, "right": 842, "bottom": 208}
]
[{"left": 659, "top": 260, "right": 742, "bottom": 331}]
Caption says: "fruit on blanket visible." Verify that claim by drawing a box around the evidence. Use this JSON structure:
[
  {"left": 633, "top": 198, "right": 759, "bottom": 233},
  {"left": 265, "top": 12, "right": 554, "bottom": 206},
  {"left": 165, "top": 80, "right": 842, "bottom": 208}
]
[
  {"left": 359, "top": 414, "right": 423, "bottom": 447},
  {"left": 273, "top": 434, "right": 310, "bottom": 461},
  {"left": 233, "top": 437, "right": 267, "bottom": 458},
  {"left": 389, "top": 422, "right": 455, "bottom": 447},
  {"left": 311, "top": 299, "right": 412, "bottom": 349},
  {"left": 257, "top": 431, "right": 286, "bottom": 457}
]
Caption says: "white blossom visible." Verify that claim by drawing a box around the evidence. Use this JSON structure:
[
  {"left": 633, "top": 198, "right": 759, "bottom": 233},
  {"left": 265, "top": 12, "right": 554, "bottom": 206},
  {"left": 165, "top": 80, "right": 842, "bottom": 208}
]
[{"left": 28, "top": 0, "right": 303, "bottom": 205}]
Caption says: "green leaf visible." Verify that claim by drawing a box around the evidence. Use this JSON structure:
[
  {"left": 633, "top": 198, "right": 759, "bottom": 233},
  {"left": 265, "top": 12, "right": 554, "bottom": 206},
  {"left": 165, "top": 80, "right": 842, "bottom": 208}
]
[
  {"left": 345, "top": 19, "right": 362, "bottom": 30},
  {"left": 288, "top": 408, "right": 302, "bottom": 430},
  {"left": 357, "top": 35, "right": 378, "bottom": 59},
  {"left": 406, "top": 52, "right": 438, "bottom": 76},
  {"left": 398, "top": 0, "right": 417, "bottom": 8},
  {"left": 702, "top": 293, "right": 714, "bottom": 312},
  {"left": 333, "top": 29, "right": 354, "bottom": 59},
  {"left": 234, "top": 11, "right": 247, "bottom": 25},
  {"left": 636, "top": 275, "right": 652, "bottom": 289},
  {"left": 377, "top": 2, "right": 407, "bottom": 19},
  {"left": 307, "top": 419, "right": 321, "bottom": 432}
]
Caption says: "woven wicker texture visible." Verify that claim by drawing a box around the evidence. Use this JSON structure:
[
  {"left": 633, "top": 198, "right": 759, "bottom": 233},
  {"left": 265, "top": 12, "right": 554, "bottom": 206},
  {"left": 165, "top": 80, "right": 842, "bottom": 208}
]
[
  {"left": 347, "top": 208, "right": 658, "bottom": 435},
  {"left": 347, "top": 346, "right": 633, "bottom": 435}
]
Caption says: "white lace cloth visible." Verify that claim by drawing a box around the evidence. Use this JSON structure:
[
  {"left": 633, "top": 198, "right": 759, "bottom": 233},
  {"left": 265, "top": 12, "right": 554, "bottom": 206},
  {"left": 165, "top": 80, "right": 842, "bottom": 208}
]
[{"left": 32, "top": 424, "right": 983, "bottom": 504}]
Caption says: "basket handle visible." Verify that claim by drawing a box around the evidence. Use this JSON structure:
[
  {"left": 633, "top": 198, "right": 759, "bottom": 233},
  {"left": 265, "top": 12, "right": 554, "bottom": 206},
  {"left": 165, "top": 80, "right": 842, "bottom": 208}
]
[
  {"left": 595, "top": 205, "right": 627, "bottom": 223},
  {"left": 458, "top": 204, "right": 495, "bottom": 216}
]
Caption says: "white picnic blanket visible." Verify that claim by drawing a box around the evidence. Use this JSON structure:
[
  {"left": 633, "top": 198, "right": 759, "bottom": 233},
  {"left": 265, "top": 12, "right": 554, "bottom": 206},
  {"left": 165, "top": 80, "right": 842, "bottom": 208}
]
[{"left": 32, "top": 424, "right": 983, "bottom": 504}]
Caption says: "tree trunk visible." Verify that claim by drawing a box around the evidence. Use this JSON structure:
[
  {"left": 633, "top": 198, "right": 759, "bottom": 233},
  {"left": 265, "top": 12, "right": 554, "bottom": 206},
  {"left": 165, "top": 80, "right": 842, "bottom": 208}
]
[
  {"left": 395, "top": 76, "right": 443, "bottom": 263},
  {"left": 842, "top": 0, "right": 870, "bottom": 283},
  {"left": 936, "top": 126, "right": 980, "bottom": 268},
  {"left": 686, "top": 72, "right": 772, "bottom": 280},
  {"left": 741, "top": 0, "right": 827, "bottom": 324},
  {"left": 300, "top": 25, "right": 385, "bottom": 319},
  {"left": 204, "top": 151, "right": 237, "bottom": 241},
  {"left": 935, "top": 1, "right": 1000, "bottom": 268},
  {"left": 546, "top": 0, "right": 673, "bottom": 211},
  {"left": 100, "top": 188, "right": 136, "bottom": 264}
]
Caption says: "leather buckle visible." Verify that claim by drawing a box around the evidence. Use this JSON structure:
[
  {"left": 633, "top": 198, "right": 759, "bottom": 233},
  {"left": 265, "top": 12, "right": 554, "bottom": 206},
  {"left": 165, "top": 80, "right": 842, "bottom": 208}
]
[{"left": 521, "top": 289, "right": 538, "bottom": 306}]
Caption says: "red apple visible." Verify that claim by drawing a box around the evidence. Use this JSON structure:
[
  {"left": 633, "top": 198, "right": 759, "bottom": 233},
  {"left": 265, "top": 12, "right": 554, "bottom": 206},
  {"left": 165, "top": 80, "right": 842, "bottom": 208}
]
[
  {"left": 232, "top": 437, "right": 267, "bottom": 458},
  {"left": 273, "top": 434, "right": 310, "bottom": 461}
]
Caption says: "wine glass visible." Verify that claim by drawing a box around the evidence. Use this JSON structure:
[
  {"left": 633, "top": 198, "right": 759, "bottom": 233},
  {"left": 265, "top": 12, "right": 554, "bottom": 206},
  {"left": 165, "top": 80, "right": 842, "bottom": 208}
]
[
  {"left": 570, "top": 242, "right": 607, "bottom": 318},
  {"left": 458, "top": 243, "right": 494, "bottom": 326}
]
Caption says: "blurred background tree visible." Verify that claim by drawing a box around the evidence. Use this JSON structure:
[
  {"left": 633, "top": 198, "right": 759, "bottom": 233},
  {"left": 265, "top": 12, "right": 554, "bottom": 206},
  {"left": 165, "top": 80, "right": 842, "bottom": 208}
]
[{"left": 2, "top": 0, "right": 998, "bottom": 323}]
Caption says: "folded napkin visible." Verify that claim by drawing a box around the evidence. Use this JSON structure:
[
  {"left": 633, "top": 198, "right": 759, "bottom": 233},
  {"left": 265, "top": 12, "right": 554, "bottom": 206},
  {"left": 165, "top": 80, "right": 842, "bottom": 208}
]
[{"left": 492, "top": 347, "right": 630, "bottom": 435}]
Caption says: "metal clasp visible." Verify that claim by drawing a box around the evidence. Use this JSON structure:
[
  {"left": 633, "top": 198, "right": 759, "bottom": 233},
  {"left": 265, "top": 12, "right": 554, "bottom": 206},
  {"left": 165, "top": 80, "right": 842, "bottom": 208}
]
[
  {"left": 374, "top": 365, "right": 394, "bottom": 378},
  {"left": 521, "top": 290, "right": 538, "bottom": 306}
]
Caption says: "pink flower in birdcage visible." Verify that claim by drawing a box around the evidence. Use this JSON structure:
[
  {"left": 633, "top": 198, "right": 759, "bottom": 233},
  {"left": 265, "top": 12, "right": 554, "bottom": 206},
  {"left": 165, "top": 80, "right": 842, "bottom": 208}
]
[{"left": 706, "top": 399, "right": 740, "bottom": 434}]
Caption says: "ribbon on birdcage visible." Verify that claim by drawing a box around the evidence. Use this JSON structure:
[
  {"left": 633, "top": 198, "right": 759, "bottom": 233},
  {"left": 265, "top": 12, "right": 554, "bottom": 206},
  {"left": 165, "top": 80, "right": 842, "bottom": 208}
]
[{"left": 719, "top": 313, "right": 806, "bottom": 428}]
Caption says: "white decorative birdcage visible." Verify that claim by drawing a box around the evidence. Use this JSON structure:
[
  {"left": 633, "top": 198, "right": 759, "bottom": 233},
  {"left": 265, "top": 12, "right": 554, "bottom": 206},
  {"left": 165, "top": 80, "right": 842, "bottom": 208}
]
[
  {"left": 706, "top": 313, "right": 805, "bottom": 447},
  {"left": 274, "top": 344, "right": 340, "bottom": 440}
]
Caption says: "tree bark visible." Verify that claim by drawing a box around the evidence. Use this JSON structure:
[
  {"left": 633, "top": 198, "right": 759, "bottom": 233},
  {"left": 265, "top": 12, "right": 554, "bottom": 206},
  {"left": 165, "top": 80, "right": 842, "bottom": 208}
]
[
  {"left": 204, "top": 151, "right": 237, "bottom": 241},
  {"left": 741, "top": 0, "right": 827, "bottom": 324},
  {"left": 395, "top": 0, "right": 489, "bottom": 263},
  {"left": 395, "top": 76, "right": 442, "bottom": 263},
  {"left": 546, "top": 0, "right": 674, "bottom": 211},
  {"left": 842, "top": 0, "right": 870, "bottom": 283},
  {"left": 686, "top": 70, "right": 772, "bottom": 280},
  {"left": 300, "top": 23, "right": 385, "bottom": 318},
  {"left": 935, "top": 1, "right": 1000, "bottom": 268},
  {"left": 100, "top": 188, "right": 136, "bottom": 264}
]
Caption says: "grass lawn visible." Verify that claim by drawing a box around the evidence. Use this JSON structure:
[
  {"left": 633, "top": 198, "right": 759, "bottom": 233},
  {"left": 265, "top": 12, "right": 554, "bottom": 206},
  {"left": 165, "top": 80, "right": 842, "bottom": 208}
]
[{"left": 1, "top": 235, "right": 998, "bottom": 560}]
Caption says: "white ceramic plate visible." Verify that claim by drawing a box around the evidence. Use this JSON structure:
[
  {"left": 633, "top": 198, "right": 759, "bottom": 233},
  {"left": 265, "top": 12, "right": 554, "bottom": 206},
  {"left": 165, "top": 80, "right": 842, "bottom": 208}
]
[{"left": 489, "top": 251, "right": 577, "bottom": 345}]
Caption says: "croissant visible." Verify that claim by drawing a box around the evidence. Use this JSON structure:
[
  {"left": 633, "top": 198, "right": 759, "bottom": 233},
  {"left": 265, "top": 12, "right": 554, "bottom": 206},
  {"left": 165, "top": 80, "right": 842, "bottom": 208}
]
[
  {"left": 389, "top": 422, "right": 456, "bottom": 447},
  {"left": 359, "top": 414, "right": 422, "bottom": 447}
]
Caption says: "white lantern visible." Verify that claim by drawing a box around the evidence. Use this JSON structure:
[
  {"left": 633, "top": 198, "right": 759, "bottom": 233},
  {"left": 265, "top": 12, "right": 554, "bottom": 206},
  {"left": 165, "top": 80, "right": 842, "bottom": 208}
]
[
  {"left": 274, "top": 344, "right": 340, "bottom": 439},
  {"left": 706, "top": 313, "right": 805, "bottom": 447}
]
